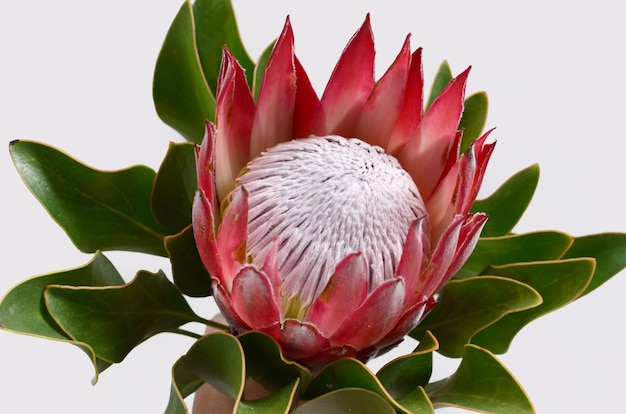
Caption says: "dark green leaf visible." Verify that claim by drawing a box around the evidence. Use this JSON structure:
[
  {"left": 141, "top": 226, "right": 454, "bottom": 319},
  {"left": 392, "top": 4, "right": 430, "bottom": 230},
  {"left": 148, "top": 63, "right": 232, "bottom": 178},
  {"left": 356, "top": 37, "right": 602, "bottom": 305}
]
[
  {"left": 45, "top": 270, "right": 201, "bottom": 363},
  {"left": 376, "top": 331, "right": 438, "bottom": 399},
  {"left": 304, "top": 358, "right": 408, "bottom": 413},
  {"left": 237, "top": 379, "right": 301, "bottom": 414},
  {"left": 0, "top": 252, "right": 123, "bottom": 380},
  {"left": 253, "top": 40, "right": 276, "bottom": 101},
  {"left": 152, "top": 142, "right": 197, "bottom": 234},
  {"left": 167, "top": 357, "right": 204, "bottom": 414},
  {"left": 410, "top": 276, "right": 542, "bottom": 358},
  {"left": 457, "top": 231, "right": 573, "bottom": 278},
  {"left": 471, "top": 164, "right": 540, "bottom": 237},
  {"left": 153, "top": 1, "right": 215, "bottom": 143},
  {"left": 472, "top": 258, "right": 596, "bottom": 353},
  {"left": 426, "top": 61, "right": 452, "bottom": 109},
  {"left": 562, "top": 232, "right": 626, "bottom": 295},
  {"left": 458, "top": 92, "right": 488, "bottom": 153},
  {"left": 426, "top": 345, "right": 534, "bottom": 413},
  {"left": 296, "top": 389, "right": 396, "bottom": 414},
  {"left": 0, "top": 252, "right": 122, "bottom": 339},
  {"left": 10, "top": 140, "right": 167, "bottom": 256},
  {"left": 395, "top": 387, "right": 434, "bottom": 414},
  {"left": 165, "top": 225, "right": 213, "bottom": 297},
  {"left": 192, "top": 0, "right": 255, "bottom": 93},
  {"left": 238, "top": 331, "right": 310, "bottom": 393},
  {"left": 188, "top": 333, "right": 245, "bottom": 400},
  {"left": 166, "top": 332, "right": 245, "bottom": 414}
]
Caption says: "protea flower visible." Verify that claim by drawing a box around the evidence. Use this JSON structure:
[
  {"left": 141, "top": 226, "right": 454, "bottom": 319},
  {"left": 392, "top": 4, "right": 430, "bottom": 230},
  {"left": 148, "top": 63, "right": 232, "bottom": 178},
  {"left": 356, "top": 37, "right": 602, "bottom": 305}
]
[{"left": 192, "top": 15, "right": 494, "bottom": 370}]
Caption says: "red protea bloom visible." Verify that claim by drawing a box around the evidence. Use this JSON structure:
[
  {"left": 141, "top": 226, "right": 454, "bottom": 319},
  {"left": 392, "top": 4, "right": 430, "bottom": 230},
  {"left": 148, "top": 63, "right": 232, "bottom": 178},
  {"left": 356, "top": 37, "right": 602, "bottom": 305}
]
[{"left": 192, "top": 15, "right": 494, "bottom": 370}]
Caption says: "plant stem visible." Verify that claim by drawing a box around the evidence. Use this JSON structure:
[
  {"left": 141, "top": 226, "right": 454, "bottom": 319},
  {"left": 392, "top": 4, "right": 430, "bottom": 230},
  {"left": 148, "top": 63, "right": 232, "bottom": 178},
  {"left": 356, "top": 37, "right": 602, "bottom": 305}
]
[
  {"left": 196, "top": 316, "right": 230, "bottom": 331},
  {"left": 169, "top": 328, "right": 203, "bottom": 339}
]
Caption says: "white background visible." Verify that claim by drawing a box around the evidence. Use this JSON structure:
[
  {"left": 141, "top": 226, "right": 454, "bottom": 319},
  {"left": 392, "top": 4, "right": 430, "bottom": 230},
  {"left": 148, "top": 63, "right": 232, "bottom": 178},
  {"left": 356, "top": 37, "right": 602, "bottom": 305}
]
[{"left": 1, "top": 1, "right": 624, "bottom": 412}]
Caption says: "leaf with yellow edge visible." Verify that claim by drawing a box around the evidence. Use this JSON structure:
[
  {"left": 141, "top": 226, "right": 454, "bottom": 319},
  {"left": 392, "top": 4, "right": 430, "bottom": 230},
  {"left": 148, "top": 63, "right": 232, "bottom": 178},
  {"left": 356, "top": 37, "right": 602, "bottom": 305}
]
[
  {"left": 410, "top": 276, "right": 542, "bottom": 358},
  {"left": 562, "top": 232, "right": 626, "bottom": 295},
  {"left": 471, "top": 164, "right": 540, "bottom": 237},
  {"left": 238, "top": 331, "right": 311, "bottom": 393},
  {"left": 0, "top": 252, "right": 123, "bottom": 381},
  {"left": 153, "top": 1, "right": 215, "bottom": 143},
  {"left": 471, "top": 258, "right": 595, "bottom": 353},
  {"left": 377, "top": 331, "right": 438, "bottom": 399},
  {"left": 296, "top": 389, "right": 396, "bottom": 414},
  {"left": 166, "top": 333, "right": 245, "bottom": 414},
  {"left": 458, "top": 231, "right": 573, "bottom": 278},
  {"left": 304, "top": 358, "right": 410, "bottom": 413},
  {"left": 426, "top": 345, "right": 534, "bottom": 413},
  {"left": 45, "top": 270, "right": 202, "bottom": 363},
  {"left": 10, "top": 140, "right": 167, "bottom": 256}
]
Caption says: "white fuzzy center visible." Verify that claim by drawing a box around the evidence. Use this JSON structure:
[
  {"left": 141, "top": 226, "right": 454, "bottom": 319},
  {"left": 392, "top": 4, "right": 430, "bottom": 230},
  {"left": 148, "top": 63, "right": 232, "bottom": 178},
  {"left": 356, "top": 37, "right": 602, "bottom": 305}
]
[{"left": 236, "top": 135, "right": 425, "bottom": 310}]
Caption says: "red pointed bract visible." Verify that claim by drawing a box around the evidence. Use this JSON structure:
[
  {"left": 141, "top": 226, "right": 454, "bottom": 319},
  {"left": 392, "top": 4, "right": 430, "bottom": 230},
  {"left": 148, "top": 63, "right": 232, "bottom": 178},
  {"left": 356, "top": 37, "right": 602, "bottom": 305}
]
[
  {"left": 262, "top": 320, "right": 331, "bottom": 361},
  {"left": 397, "top": 217, "right": 430, "bottom": 299},
  {"left": 329, "top": 278, "right": 406, "bottom": 349},
  {"left": 292, "top": 56, "right": 320, "bottom": 138},
  {"left": 305, "top": 253, "right": 369, "bottom": 337},
  {"left": 440, "top": 213, "right": 488, "bottom": 286},
  {"left": 215, "top": 49, "right": 255, "bottom": 201},
  {"left": 355, "top": 35, "right": 412, "bottom": 148},
  {"left": 419, "top": 214, "right": 465, "bottom": 298},
  {"left": 192, "top": 191, "right": 221, "bottom": 281},
  {"left": 230, "top": 266, "right": 281, "bottom": 329},
  {"left": 397, "top": 68, "right": 470, "bottom": 198},
  {"left": 387, "top": 48, "right": 424, "bottom": 154},
  {"left": 216, "top": 186, "right": 249, "bottom": 289},
  {"left": 196, "top": 122, "right": 217, "bottom": 206},
  {"left": 311, "top": 14, "right": 375, "bottom": 136},
  {"left": 375, "top": 297, "right": 429, "bottom": 350},
  {"left": 250, "top": 17, "right": 297, "bottom": 158}
]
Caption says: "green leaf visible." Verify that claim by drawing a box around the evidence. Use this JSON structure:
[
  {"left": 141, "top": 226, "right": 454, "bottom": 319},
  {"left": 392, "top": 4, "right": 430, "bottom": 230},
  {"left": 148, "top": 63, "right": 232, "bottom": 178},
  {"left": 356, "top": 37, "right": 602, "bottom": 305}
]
[
  {"left": 10, "top": 140, "right": 167, "bottom": 256},
  {"left": 190, "top": 333, "right": 245, "bottom": 399},
  {"left": 153, "top": 1, "right": 215, "bottom": 143},
  {"left": 0, "top": 252, "right": 123, "bottom": 380},
  {"left": 304, "top": 358, "right": 408, "bottom": 413},
  {"left": 152, "top": 142, "right": 197, "bottom": 234},
  {"left": 192, "top": 0, "right": 255, "bottom": 93},
  {"left": 252, "top": 40, "right": 276, "bottom": 101},
  {"left": 458, "top": 231, "right": 573, "bottom": 278},
  {"left": 376, "top": 331, "right": 438, "bottom": 399},
  {"left": 458, "top": 92, "right": 488, "bottom": 153},
  {"left": 562, "top": 232, "right": 626, "bottom": 295},
  {"left": 237, "top": 379, "right": 301, "bottom": 414},
  {"left": 471, "top": 258, "right": 596, "bottom": 353},
  {"left": 0, "top": 252, "right": 122, "bottom": 339},
  {"left": 165, "top": 225, "right": 213, "bottom": 297},
  {"left": 166, "top": 333, "right": 245, "bottom": 414},
  {"left": 426, "top": 61, "right": 452, "bottom": 109},
  {"left": 472, "top": 164, "right": 540, "bottom": 237},
  {"left": 238, "top": 331, "right": 311, "bottom": 394},
  {"left": 426, "top": 345, "right": 534, "bottom": 413},
  {"left": 410, "top": 276, "right": 542, "bottom": 358},
  {"left": 395, "top": 387, "right": 434, "bottom": 414},
  {"left": 167, "top": 355, "right": 204, "bottom": 414},
  {"left": 296, "top": 389, "right": 396, "bottom": 414},
  {"left": 44, "top": 270, "right": 201, "bottom": 363}
]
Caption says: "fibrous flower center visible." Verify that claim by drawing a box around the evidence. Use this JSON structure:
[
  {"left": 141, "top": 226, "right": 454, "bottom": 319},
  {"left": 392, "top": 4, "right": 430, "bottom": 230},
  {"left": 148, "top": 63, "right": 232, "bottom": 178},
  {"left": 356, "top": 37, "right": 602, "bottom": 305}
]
[{"left": 235, "top": 135, "right": 426, "bottom": 315}]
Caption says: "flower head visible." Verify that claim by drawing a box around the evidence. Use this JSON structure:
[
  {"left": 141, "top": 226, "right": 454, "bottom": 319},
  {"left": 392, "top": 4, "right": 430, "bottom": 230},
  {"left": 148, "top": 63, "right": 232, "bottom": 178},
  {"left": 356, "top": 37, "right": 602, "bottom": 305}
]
[{"left": 193, "top": 15, "right": 494, "bottom": 369}]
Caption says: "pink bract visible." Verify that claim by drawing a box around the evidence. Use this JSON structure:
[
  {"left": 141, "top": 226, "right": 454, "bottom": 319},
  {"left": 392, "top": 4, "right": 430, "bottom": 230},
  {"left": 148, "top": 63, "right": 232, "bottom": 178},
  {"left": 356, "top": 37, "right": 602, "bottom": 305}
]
[{"left": 192, "top": 15, "right": 494, "bottom": 370}]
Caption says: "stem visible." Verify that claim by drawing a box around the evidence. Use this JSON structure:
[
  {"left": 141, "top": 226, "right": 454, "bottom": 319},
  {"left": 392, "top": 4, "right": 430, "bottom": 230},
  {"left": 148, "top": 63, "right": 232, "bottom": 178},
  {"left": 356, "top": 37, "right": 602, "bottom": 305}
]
[
  {"left": 196, "top": 316, "right": 230, "bottom": 332},
  {"left": 170, "top": 328, "right": 203, "bottom": 339}
]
